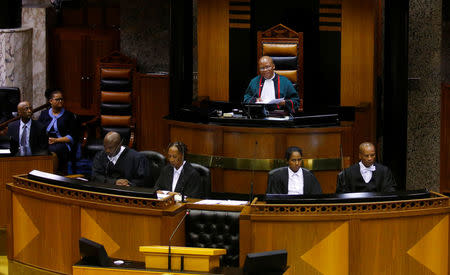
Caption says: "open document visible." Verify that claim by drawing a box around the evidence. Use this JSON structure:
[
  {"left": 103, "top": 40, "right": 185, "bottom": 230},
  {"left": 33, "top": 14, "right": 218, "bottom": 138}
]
[{"left": 255, "top": 98, "right": 284, "bottom": 104}]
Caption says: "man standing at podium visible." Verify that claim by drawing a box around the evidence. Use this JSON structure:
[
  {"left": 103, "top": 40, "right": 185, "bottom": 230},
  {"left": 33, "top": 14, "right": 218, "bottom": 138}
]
[
  {"left": 243, "top": 56, "right": 300, "bottom": 113},
  {"left": 336, "top": 142, "right": 397, "bottom": 193},
  {"left": 7, "top": 101, "right": 48, "bottom": 156}
]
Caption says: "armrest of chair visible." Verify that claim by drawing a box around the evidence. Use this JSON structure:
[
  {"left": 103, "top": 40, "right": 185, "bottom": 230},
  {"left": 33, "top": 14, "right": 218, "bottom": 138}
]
[{"left": 81, "top": 116, "right": 100, "bottom": 147}]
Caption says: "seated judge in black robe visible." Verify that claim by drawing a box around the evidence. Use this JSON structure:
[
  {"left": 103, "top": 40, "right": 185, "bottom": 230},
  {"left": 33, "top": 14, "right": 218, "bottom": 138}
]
[
  {"left": 7, "top": 101, "right": 48, "bottom": 156},
  {"left": 336, "top": 142, "right": 396, "bottom": 193},
  {"left": 38, "top": 89, "right": 77, "bottom": 172},
  {"left": 267, "top": 146, "right": 322, "bottom": 195},
  {"left": 91, "top": 131, "right": 149, "bottom": 187},
  {"left": 155, "top": 142, "right": 204, "bottom": 198}
]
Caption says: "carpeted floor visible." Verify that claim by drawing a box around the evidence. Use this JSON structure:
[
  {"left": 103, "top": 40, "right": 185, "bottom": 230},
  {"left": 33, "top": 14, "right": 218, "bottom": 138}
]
[{"left": 0, "top": 229, "right": 7, "bottom": 275}]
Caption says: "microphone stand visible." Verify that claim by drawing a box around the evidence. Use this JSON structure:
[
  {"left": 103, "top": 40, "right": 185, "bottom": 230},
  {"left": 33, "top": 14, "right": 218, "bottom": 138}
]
[
  {"left": 249, "top": 140, "right": 257, "bottom": 202},
  {"left": 168, "top": 209, "right": 190, "bottom": 271}
]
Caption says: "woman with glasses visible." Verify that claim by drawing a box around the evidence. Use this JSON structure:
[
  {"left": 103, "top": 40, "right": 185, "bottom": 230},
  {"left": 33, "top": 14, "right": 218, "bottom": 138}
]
[
  {"left": 266, "top": 146, "right": 322, "bottom": 194},
  {"left": 38, "top": 88, "right": 77, "bottom": 173}
]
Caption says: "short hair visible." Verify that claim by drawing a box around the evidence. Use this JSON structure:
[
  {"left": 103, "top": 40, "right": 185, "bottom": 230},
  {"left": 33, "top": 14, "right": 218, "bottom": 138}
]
[
  {"left": 167, "top": 141, "right": 188, "bottom": 157},
  {"left": 45, "top": 88, "right": 63, "bottom": 101},
  {"left": 285, "top": 146, "right": 303, "bottom": 161}
]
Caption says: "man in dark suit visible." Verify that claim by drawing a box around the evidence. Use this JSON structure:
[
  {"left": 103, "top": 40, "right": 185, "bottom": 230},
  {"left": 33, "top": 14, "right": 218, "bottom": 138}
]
[
  {"left": 91, "top": 131, "right": 149, "bottom": 187},
  {"left": 336, "top": 142, "right": 397, "bottom": 193},
  {"left": 266, "top": 146, "right": 322, "bottom": 194},
  {"left": 7, "top": 101, "right": 48, "bottom": 156}
]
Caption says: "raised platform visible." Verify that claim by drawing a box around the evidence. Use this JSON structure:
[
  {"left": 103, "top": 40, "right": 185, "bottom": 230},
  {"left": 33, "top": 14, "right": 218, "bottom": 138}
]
[{"left": 167, "top": 119, "right": 354, "bottom": 194}]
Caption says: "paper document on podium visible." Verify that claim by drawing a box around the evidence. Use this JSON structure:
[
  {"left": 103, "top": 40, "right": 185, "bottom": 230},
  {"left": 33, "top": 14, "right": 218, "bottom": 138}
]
[
  {"left": 256, "top": 98, "right": 284, "bottom": 104},
  {"left": 0, "top": 149, "right": 11, "bottom": 155},
  {"left": 194, "top": 199, "right": 248, "bottom": 206}
]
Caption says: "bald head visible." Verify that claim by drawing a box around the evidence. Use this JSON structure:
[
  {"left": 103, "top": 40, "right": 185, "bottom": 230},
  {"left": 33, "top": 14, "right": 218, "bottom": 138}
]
[
  {"left": 259, "top": 56, "right": 274, "bottom": 66},
  {"left": 359, "top": 142, "right": 375, "bottom": 153},
  {"left": 359, "top": 142, "right": 376, "bottom": 167},
  {"left": 17, "top": 101, "right": 33, "bottom": 122},
  {"left": 104, "top": 132, "right": 122, "bottom": 157},
  {"left": 259, "top": 56, "right": 275, "bottom": 79}
]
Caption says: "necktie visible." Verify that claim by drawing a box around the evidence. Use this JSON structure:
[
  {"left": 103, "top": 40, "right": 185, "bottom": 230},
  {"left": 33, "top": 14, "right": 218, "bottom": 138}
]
[{"left": 20, "top": 125, "right": 27, "bottom": 147}]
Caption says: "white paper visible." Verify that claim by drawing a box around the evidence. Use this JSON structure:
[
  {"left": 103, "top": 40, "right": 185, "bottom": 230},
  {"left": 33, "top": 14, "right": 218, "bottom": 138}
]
[
  {"left": 256, "top": 98, "right": 284, "bottom": 104},
  {"left": 266, "top": 116, "right": 290, "bottom": 121},
  {"left": 0, "top": 149, "right": 11, "bottom": 154},
  {"left": 194, "top": 199, "right": 248, "bottom": 206}
]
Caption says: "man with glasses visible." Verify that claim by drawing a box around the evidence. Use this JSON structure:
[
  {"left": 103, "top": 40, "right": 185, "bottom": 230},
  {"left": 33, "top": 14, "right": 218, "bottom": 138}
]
[
  {"left": 91, "top": 131, "right": 149, "bottom": 187},
  {"left": 336, "top": 142, "right": 397, "bottom": 193},
  {"left": 7, "top": 101, "right": 48, "bottom": 156},
  {"left": 266, "top": 146, "right": 322, "bottom": 194},
  {"left": 243, "top": 56, "right": 300, "bottom": 113}
]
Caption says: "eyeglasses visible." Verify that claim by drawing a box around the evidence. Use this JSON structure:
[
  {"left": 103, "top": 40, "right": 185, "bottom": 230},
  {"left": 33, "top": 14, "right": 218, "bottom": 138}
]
[
  {"left": 52, "top": 98, "right": 64, "bottom": 102},
  {"left": 259, "top": 65, "right": 273, "bottom": 71}
]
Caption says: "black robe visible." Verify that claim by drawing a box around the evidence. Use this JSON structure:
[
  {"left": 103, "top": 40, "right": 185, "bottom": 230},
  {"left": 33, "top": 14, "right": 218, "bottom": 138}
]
[
  {"left": 266, "top": 167, "right": 322, "bottom": 195},
  {"left": 336, "top": 163, "right": 397, "bottom": 193},
  {"left": 155, "top": 162, "right": 205, "bottom": 198},
  {"left": 91, "top": 147, "right": 149, "bottom": 187}
]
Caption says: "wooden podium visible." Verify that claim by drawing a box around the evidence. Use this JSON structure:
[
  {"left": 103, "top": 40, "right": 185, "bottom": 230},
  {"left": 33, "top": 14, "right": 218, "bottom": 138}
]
[{"left": 139, "top": 246, "right": 226, "bottom": 272}]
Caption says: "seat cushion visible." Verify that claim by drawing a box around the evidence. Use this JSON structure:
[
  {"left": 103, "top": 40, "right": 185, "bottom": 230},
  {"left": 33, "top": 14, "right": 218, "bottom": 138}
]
[
  {"left": 101, "top": 91, "right": 132, "bottom": 103},
  {"left": 262, "top": 43, "right": 297, "bottom": 56},
  {"left": 101, "top": 68, "right": 132, "bottom": 80},
  {"left": 101, "top": 115, "right": 132, "bottom": 127},
  {"left": 271, "top": 56, "right": 298, "bottom": 70},
  {"left": 186, "top": 210, "right": 240, "bottom": 267},
  {"left": 101, "top": 103, "right": 132, "bottom": 116},
  {"left": 100, "top": 79, "right": 132, "bottom": 92},
  {"left": 275, "top": 70, "right": 297, "bottom": 83}
]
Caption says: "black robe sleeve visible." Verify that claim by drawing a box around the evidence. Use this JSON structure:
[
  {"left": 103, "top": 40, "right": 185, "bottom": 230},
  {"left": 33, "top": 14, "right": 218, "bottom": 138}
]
[
  {"left": 381, "top": 167, "right": 397, "bottom": 192},
  {"left": 128, "top": 152, "right": 149, "bottom": 187},
  {"left": 91, "top": 151, "right": 116, "bottom": 185}
]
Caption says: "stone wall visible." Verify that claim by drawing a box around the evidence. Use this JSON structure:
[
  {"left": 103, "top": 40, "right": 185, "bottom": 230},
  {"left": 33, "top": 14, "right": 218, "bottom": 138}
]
[
  {"left": 120, "top": 0, "right": 170, "bottom": 73},
  {"left": 407, "top": 0, "right": 442, "bottom": 191}
]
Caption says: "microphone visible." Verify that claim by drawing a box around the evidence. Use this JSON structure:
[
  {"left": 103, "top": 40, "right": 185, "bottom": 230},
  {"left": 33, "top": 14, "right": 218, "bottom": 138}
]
[
  {"left": 168, "top": 209, "right": 190, "bottom": 271},
  {"left": 249, "top": 140, "right": 258, "bottom": 202}
]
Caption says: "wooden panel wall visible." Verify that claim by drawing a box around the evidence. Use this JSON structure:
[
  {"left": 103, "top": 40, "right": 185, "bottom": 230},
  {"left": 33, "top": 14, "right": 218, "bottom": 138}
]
[
  {"left": 340, "top": 0, "right": 377, "bottom": 106},
  {"left": 197, "top": 0, "right": 229, "bottom": 101},
  {"left": 135, "top": 73, "right": 170, "bottom": 153},
  {"left": 441, "top": 83, "right": 450, "bottom": 193}
]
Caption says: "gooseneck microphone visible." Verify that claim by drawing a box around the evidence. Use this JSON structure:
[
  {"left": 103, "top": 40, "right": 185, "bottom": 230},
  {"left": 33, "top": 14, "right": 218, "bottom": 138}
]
[
  {"left": 249, "top": 140, "right": 258, "bottom": 202},
  {"left": 168, "top": 209, "right": 190, "bottom": 271}
]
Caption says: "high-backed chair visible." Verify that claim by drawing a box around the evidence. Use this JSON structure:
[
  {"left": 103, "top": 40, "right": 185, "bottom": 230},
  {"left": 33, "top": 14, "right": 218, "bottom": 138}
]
[
  {"left": 190, "top": 162, "right": 211, "bottom": 199},
  {"left": 140, "top": 150, "right": 166, "bottom": 188},
  {"left": 185, "top": 209, "right": 240, "bottom": 267},
  {"left": 0, "top": 87, "right": 20, "bottom": 124},
  {"left": 82, "top": 52, "right": 137, "bottom": 157},
  {"left": 257, "top": 24, "right": 304, "bottom": 111}
]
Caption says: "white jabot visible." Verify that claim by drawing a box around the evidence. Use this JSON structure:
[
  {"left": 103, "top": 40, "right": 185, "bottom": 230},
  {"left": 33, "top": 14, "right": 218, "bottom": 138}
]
[
  {"left": 172, "top": 161, "right": 186, "bottom": 192},
  {"left": 288, "top": 167, "right": 304, "bottom": 194},
  {"left": 260, "top": 74, "right": 276, "bottom": 103},
  {"left": 19, "top": 119, "right": 32, "bottom": 148},
  {"left": 107, "top": 146, "right": 125, "bottom": 165},
  {"left": 359, "top": 161, "right": 376, "bottom": 183}
]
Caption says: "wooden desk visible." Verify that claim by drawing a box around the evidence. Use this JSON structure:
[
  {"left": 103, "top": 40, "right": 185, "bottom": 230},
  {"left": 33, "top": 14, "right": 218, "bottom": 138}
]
[
  {"left": 73, "top": 265, "right": 242, "bottom": 275},
  {"left": 239, "top": 194, "right": 450, "bottom": 275},
  {"left": 0, "top": 154, "right": 56, "bottom": 227},
  {"left": 7, "top": 175, "right": 186, "bottom": 275},
  {"left": 167, "top": 119, "right": 354, "bottom": 194},
  {"left": 73, "top": 265, "right": 207, "bottom": 275}
]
